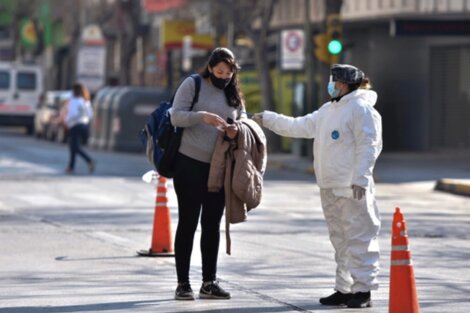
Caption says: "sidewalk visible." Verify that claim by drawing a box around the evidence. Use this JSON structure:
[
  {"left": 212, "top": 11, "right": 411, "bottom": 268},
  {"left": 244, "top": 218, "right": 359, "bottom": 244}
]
[
  {"left": 267, "top": 151, "right": 470, "bottom": 196},
  {"left": 434, "top": 178, "right": 470, "bottom": 196}
]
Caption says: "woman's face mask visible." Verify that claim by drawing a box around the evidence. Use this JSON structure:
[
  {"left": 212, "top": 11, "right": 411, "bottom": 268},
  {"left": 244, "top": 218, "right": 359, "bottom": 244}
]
[
  {"left": 209, "top": 62, "right": 233, "bottom": 89},
  {"left": 210, "top": 73, "right": 231, "bottom": 89},
  {"left": 327, "top": 81, "right": 340, "bottom": 98}
]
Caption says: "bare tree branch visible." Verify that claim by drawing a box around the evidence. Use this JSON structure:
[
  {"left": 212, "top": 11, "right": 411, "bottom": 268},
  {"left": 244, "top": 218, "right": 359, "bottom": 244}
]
[{"left": 223, "top": 0, "right": 280, "bottom": 151}]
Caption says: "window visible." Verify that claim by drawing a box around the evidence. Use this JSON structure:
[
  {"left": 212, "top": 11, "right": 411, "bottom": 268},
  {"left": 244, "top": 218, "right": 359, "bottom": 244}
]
[
  {"left": 17, "top": 72, "right": 36, "bottom": 90},
  {"left": 0, "top": 71, "right": 10, "bottom": 89}
]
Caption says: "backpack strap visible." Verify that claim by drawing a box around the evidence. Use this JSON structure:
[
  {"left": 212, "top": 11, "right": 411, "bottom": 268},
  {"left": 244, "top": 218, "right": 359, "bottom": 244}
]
[
  {"left": 169, "top": 74, "right": 201, "bottom": 113},
  {"left": 189, "top": 74, "right": 201, "bottom": 110}
]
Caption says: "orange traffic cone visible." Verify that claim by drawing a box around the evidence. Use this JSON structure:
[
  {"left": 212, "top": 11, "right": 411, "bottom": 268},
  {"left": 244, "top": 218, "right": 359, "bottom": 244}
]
[
  {"left": 389, "top": 207, "right": 420, "bottom": 313},
  {"left": 137, "top": 176, "right": 174, "bottom": 257}
]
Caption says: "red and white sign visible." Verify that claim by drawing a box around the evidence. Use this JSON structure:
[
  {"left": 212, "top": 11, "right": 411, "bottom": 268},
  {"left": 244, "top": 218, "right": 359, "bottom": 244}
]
[
  {"left": 281, "top": 30, "right": 305, "bottom": 70},
  {"left": 144, "top": 0, "right": 186, "bottom": 13},
  {"left": 77, "top": 25, "right": 106, "bottom": 92}
]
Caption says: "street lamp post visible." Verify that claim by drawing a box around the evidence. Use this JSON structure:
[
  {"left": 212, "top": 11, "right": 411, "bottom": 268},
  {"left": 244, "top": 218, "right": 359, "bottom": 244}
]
[{"left": 304, "top": 0, "right": 315, "bottom": 113}]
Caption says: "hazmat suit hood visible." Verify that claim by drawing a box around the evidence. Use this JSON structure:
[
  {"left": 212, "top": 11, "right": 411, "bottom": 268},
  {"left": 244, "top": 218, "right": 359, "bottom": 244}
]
[{"left": 353, "top": 89, "right": 378, "bottom": 107}]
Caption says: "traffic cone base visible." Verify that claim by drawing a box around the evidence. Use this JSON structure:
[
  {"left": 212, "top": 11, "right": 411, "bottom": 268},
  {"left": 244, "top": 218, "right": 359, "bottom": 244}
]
[{"left": 136, "top": 249, "right": 174, "bottom": 257}]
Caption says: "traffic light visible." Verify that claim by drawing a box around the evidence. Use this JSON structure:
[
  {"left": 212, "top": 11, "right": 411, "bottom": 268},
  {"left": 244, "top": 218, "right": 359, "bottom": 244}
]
[
  {"left": 326, "top": 14, "right": 343, "bottom": 56},
  {"left": 313, "top": 33, "right": 330, "bottom": 64},
  {"left": 313, "top": 32, "right": 339, "bottom": 64},
  {"left": 328, "top": 38, "right": 342, "bottom": 55},
  {"left": 313, "top": 14, "right": 343, "bottom": 64}
]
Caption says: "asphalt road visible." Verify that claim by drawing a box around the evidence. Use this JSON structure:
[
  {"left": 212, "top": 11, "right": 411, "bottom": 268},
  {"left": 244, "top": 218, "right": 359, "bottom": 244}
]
[{"left": 1, "top": 128, "right": 469, "bottom": 313}]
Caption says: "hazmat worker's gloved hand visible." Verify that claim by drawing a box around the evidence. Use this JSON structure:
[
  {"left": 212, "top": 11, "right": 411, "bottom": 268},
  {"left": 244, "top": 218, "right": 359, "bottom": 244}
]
[
  {"left": 352, "top": 185, "right": 366, "bottom": 200},
  {"left": 253, "top": 112, "right": 264, "bottom": 125}
]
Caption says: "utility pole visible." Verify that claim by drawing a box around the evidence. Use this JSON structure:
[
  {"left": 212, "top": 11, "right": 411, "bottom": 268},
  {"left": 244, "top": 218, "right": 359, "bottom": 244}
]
[
  {"left": 304, "top": 0, "right": 315, "bottom": 112},
  {"left": 319, "top": 0, "right": 343, "bottom": 102},
  {"left": 226, "top": 0, "right": 234, "bottom": 50}
]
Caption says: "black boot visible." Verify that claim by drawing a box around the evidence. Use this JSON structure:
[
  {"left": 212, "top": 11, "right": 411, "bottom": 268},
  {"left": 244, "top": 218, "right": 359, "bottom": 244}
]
[
  {"left": 319, "top": 290, "right": 352, "bottom": 306},
  {"left": 347, "top": 291, "right": 371, "bottom": 308}
]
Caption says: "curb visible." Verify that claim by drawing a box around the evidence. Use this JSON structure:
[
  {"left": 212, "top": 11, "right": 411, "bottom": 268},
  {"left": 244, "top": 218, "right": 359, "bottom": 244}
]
[
  {"left": 434, "top": 179, "right": 470, "bottom": 197},
  {"left": 267, "top": 159, "right": 315, "bottom": 175}
]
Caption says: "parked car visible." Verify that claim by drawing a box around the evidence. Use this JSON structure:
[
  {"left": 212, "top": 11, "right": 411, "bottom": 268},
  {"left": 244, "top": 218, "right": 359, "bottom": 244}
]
[
  {"left": 34, "top": 90, "right": 71, "bottom": 141},
  {"left": 0, "top": 62, "right": 43, "bottom": 134}
]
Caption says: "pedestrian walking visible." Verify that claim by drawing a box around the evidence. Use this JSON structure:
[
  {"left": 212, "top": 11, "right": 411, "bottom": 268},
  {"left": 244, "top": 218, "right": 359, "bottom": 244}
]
[
  {"left": 65, "top": 83, "right": 95, "bottom": 174},
  {"left": 170, "top": 47, "right": 245, "bottom": 300},
  {"left": 254, "top": 64, "right": 382, "bottom": 308}
]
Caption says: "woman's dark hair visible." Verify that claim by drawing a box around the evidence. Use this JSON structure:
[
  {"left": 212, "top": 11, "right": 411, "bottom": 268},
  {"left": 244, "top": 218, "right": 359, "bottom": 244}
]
[
  {"left": 200, "top": 47, "right": 243, "bottom": 108},
  {"left": 72, "top": 83, "right": 85, "bottom": 98}
]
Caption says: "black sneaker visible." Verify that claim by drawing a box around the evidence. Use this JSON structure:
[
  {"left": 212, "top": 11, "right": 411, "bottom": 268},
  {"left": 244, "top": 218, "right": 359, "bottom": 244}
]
[
  {"left": 319, "top": 290, "right": 352, "bottom": 306},
  {"left": 199, "top": 281, "right": 231, "bottom": 299},
  {"left": 174, "top": 282, "right": 194, "bottom": 300},
  {"left": 347, "top": 291, "right": 371, "bottom": 308}
]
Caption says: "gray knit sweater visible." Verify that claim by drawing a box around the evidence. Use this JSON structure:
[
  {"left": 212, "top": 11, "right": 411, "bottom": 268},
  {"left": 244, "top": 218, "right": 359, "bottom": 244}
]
[{"left": 171, "top": 75, "right": 243, "bottom": 163}]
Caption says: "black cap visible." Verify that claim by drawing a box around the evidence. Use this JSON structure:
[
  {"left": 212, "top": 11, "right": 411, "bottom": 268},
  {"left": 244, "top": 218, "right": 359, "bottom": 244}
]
[{"left": 331, "top": 64, "right": 364, "bottom": 84}]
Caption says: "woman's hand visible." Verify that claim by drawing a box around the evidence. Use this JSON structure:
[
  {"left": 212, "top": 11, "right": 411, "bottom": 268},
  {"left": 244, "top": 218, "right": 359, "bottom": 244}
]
[
  {"left": 202, "top": 112, "right": 228, "bottom": 130},
  {"left": 225, "top": 124, "right": 238, "bottom": 139}
]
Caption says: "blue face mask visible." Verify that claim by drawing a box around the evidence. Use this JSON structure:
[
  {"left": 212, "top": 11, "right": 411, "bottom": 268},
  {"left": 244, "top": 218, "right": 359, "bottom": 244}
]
[{"left": 328, "top": 81, "right": 340, "bottom": 98}]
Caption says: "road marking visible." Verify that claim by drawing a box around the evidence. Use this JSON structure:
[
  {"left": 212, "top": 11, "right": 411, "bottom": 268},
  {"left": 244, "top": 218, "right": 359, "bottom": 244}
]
[
  {"left": 0, "top": 200, "right": 13, "bottom": 212},
  {"left": 17, "top": 194, "right": 70, "bottom": 206},
  {"left": 91, "top": 231, "right": 133, "bottom": 245},
  {"left": 0, "top": 158, "right": 57, "bottom": 174}
]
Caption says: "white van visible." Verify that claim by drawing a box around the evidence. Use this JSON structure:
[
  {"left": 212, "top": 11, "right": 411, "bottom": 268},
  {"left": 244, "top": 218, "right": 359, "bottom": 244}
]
[{"left": 0, "top": 62, "right": 43, "bottom": 134}]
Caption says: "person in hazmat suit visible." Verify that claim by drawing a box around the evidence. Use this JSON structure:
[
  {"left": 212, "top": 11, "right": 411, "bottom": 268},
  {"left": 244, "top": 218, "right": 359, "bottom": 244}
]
[{"left": 254, "top": 64, "right": 382, "bottom": 309}]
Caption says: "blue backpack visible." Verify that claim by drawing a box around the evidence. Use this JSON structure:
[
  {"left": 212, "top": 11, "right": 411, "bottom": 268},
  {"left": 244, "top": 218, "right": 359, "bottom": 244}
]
[{"left": 140, "top": 74, "right": 201, "bottom": 177}]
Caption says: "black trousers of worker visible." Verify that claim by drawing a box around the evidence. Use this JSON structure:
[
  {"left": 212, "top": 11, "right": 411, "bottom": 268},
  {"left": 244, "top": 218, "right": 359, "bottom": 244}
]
[{"left": 173, "top": 153, "right": 225, "bottom": 284}]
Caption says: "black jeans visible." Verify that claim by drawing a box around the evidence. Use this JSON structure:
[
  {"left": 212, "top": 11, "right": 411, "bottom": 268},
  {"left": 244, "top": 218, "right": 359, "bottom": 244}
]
[
  {"left": 173, "top": 153, "right": 225, "bottom": 283},
  {"left": 68, "top": 123, "right": 92, "bottom": 169}
]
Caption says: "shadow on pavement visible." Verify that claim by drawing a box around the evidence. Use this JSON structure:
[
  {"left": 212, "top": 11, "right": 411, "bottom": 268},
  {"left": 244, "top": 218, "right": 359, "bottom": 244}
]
[{"left": 0, "top": 300, "right": 166, "bottom": 313}]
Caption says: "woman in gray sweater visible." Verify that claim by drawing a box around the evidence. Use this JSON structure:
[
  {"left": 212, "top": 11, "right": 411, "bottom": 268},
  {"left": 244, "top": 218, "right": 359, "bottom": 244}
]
[{"left": 170, "top": 47, "right": 245, "bottom": 300}]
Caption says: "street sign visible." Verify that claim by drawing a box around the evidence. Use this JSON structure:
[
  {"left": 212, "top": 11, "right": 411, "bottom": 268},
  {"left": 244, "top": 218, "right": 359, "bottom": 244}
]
[
  {"left": 281, "top": 29, "right": 305, "bottom": 70},
  {"left": 77, "top": 25, "right": 106, "bottom": 93},
  {"left": 77, "top": 45, "right": 106, "bottom": 92}
]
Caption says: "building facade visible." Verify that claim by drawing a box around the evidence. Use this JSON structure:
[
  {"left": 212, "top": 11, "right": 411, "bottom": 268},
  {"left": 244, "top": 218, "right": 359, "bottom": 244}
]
[{"left": 272, "top": 0, "right": 470, "bottom": 151}]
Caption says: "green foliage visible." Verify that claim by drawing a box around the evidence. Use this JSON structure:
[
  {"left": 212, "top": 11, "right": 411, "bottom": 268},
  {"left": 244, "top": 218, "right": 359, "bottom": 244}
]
[
  {"left": 0, "top": 0, "right": 13, "bottom": 26},
  {"left": 240, "top": 69, "right": 308, "bottom": 152}
]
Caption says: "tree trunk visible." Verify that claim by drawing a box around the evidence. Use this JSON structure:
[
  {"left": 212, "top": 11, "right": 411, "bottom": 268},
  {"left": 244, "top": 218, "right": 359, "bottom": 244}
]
[
  {"left": 118, "top": 0, "right": 140, "bottom": 85},
  {"left": 246, "top": 0, "right": 281, "bottom": 152},
  {"left": 253, "top": 33, "right": 281, "bottom": 152},
  {"left": 213, "top": 0, "right": 280, "bottom": 151}
]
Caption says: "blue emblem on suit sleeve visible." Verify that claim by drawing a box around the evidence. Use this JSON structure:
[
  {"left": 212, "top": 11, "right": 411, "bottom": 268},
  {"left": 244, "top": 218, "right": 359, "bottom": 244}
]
[{"left": 331, "top": 130, "right": 340, "bottom": 140}]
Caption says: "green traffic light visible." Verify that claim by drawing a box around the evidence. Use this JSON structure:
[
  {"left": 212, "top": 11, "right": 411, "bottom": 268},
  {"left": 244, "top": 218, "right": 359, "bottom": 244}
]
[{"left": 328, "top": 39, "right": 342, "bottom": 55}]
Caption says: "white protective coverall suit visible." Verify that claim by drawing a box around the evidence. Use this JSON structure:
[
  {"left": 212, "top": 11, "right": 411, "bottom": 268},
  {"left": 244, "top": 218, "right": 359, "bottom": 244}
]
[{"left": 262, "top": 88, "right": 382, "bottom": 293}]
